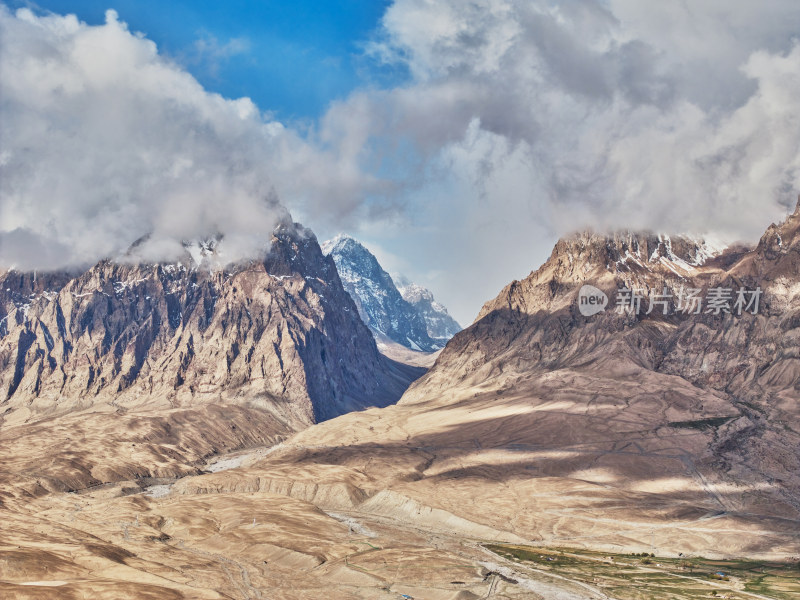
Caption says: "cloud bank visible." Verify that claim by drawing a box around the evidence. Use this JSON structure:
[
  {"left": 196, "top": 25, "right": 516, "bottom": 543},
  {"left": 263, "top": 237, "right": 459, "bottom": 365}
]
[
  {"left": 3, "top": 2, "right": 800, "bottom": 322},
  {"left": 334, "top": 0, "right": 800, "bottom": 321},
  {"left": 0, "top": 6, "right": 377, "bottom": 270},
  {"left": 344, "top": 0, "right": 800, "bottom": 237}
]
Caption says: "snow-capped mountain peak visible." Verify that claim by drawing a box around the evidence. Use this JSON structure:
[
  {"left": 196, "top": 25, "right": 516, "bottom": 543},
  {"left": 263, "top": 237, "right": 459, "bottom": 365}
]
[
  {"left": 394, "top": 275, "right": 461, "bottom": 342},
  {"left": 323, "top": 236, "right": 460, "bottom": 352}
]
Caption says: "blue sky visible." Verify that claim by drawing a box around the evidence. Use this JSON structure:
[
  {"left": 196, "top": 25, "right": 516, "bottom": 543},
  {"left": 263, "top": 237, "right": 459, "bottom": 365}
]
[{"left": 10, "top": 0, "right": 403, "bottom": 121}]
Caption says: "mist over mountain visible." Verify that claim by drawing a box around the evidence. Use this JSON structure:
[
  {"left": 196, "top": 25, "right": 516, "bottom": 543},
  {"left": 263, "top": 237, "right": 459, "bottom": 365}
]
[
  {"left": 5, "top": 3, "right": 800, "bottom": 320},
  {"left": 0, "top": 6, "right": 379, "bottom": 273}
]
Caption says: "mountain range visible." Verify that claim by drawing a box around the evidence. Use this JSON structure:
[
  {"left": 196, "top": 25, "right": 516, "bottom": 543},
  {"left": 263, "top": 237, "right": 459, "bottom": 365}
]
[
  {"left": 273, "top": 202, "right": 800, "bottom": 562},
  {"left": 0, "top": 219, "right": 426, "bottom": 503},
  {"left": 1, "top": 205, "right": 799, "bottom": 598}
]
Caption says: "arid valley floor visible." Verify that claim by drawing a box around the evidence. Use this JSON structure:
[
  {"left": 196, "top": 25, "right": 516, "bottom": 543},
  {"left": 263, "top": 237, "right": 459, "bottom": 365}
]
[{"left": 3, "top": 209, "right": 800, "bottom": 599}]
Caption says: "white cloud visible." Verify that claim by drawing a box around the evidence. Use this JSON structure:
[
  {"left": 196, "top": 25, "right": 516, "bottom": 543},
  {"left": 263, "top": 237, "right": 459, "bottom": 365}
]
[
  {"left": 3, "top": 2, "right": 800, "bottom": 324},
  {"left": 350, "top": 0, "right": 800, "bottom": 238},
  {"left": 323, "top": 0, "right": 800, "bottom": 322},
  {"left": 189, "top": 32, "right": 251, "bottom": 78},
  {"left": 193, "top": 33, "right": 250, "bottom": 61},
  {"left": 0, "top": 7, "right": 281, "bottom": 268},
  {"left": 0, "top": 6, "right": 378, "bottom": 270}
]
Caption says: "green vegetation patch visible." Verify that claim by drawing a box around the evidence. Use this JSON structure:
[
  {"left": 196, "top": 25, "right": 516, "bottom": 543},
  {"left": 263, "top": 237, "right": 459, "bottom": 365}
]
[
  {"left": 485, "top": 543, "right": 800, "bottom": 600},
  {"left": 667, "top": 416, "right": 735, "bottom": 430}
]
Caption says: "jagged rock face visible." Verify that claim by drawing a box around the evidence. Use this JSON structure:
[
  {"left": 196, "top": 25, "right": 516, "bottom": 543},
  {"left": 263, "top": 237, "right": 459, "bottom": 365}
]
[
  {"left": 395, "top": 276, "right": 461, "bottom": 342},
  {"left": 0, "top": 224, "right": 419, "bottom": 427},
  {"left": 404, "top": 203, "right": 800, "bottom": 515},
  {"left": 321, "top": 235, "right": 445, "bottom": 352}
]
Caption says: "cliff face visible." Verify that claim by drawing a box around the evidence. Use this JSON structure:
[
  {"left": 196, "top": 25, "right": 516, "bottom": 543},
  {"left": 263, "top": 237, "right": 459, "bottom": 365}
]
[
  {"left": 0, "top": 223, "right": 422, "bottom": 428},
  {"left": 450, "top": 205, "right": 800, "bottom": 403}
]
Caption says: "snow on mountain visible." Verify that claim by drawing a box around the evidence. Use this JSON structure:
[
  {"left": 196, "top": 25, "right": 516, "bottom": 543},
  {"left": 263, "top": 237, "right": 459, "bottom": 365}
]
[
  {"left": 322, "top": 235, "right": 459, "bottom": 352},
  {"left": 394, "top": 275, "right": 461, "bottom": 342}
]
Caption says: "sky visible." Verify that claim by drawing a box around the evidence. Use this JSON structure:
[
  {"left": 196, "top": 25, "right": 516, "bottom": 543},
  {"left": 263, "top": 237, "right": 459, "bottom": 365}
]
[
  {"left": 2, "top": 0, "right": 400, "bottom": 120},
  {"left": 2, "top": 1, "right": 800, "bottom": 325}
]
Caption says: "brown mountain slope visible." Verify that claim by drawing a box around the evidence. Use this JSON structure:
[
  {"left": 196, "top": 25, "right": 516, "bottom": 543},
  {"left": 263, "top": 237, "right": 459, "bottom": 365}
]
[
  {"left": 0, "top": 222, "right": 420, "bottom": 427},
  {"left": 218, "top": 201, "right": 800, "bottom": 561},
  {"left": 0, "top": 222, "right": 423, "bottom": 498},
  {"left": 2, "top": 209, "right": 799, "bottom": 599},
  {"left": 395, "top": 201, "right": 800, "bottom": 514}
]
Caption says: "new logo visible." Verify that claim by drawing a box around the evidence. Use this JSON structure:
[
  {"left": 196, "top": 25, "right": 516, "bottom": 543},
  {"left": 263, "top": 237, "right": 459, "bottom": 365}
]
[{"left": 577, "top": 285, "right": 608, "bottom": 316}]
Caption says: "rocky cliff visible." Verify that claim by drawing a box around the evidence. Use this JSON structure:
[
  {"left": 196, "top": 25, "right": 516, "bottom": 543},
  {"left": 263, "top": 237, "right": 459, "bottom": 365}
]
[
  {"left": 422, "top": 208, "right": 799, "bottom": 402},
  {"left": 0, "top": 222, "right": 423, "bottom": 428},
  {"left": 397, "top": 201, "right": 800, "bottom": 516},
  {"left": 242, "top": 205, "right": 799, "bottom": 562}
]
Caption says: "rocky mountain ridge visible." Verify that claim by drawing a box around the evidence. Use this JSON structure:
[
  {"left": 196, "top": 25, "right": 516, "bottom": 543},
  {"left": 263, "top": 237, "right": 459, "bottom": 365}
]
[
  {"left": 230, "top": 203, "right": 799, "bottom": 565},
  {"left": 0, "top": 222, "right": 423, "bottom": 429},
  {"left": 395, "top": 275, "right": 461, "bottom": 341},
  {"left": 398, "top": 201, "right": 800, "bottom": 513}
]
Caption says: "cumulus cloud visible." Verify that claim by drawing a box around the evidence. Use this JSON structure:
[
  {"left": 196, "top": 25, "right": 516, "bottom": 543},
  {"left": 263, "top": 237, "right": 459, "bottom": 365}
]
[
  {"left": 0, "top": 6, "right": 378, "bottom": 270},
  {"left": 3, "top": 1, "right": 800, "bottom": 323},
  {"left": 326, "top": 0, "right": 800, "bottom": 321},
  {"left": 344, "top": 0, "right": 800, "bottom": 239},
  {"left": 0, "top": 7, "right": 281, "bottom": 269}
]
